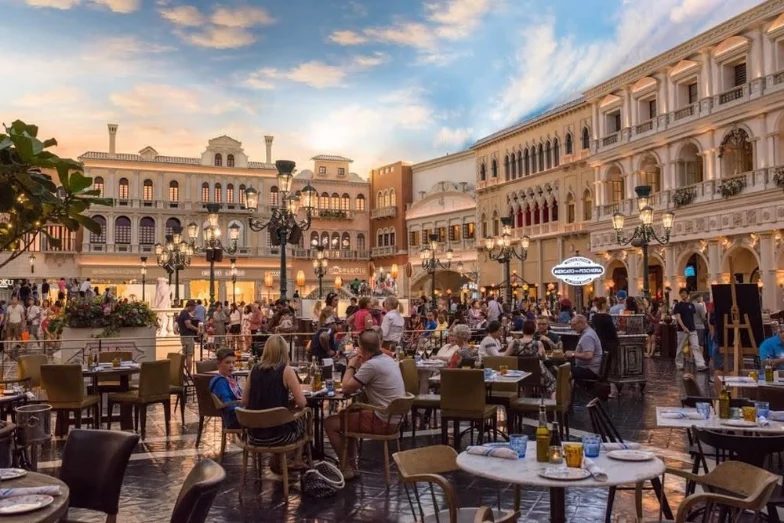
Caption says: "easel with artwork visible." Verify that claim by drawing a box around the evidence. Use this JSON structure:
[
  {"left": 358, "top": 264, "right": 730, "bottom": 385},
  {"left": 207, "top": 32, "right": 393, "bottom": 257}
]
[{"left": 712, "top": 263, "right": 762, "bottom": 375}]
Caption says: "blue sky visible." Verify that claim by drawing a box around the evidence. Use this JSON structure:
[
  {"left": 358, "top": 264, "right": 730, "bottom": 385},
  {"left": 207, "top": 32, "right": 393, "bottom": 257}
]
[{"left": 1, "top": 0, "right": 764, "bottom": 176}]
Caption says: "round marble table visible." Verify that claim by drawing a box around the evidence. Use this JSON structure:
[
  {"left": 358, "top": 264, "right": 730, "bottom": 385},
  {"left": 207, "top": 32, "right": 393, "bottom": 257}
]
[
  {"left": 0, "top": 472, "right": 69, "bottom": 523},
  {"left": 456, "top": 441, "right": 666, "bottom": 523}
]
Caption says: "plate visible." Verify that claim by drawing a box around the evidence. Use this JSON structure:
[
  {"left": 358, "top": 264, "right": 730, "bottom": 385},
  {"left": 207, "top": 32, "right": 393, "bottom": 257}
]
[
  {"left": 720, "top": 419, "right": 757, "bottom": 428},
  {"left": 0, "top": 495, "right": 54, "bottom": 514},
  {"left": 1, "top": 390, "right": 18, "bottom": 396},
  {"left": 538, "top": 467, "right": 590, "bottom": 481},
  {"left": 606, "top": 450, "right": 655, "bottom": 462},
  {"left": 0, "top": 469, "right": 27, "bottom": 480}
]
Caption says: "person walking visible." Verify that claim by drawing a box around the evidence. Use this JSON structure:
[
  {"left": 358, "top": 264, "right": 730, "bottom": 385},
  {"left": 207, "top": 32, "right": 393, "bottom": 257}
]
[{"left": 673, "top": 288, "right": 707, "bottom": 371}]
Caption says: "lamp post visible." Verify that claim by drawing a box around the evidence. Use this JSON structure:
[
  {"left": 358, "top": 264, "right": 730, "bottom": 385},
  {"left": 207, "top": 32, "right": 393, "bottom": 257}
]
[
  {"left": 485, "top": 216, "right": 530, "bottom": 306},
  {"left": 29, "top": 253, "right": 35, "bottom": 274},
  {"left": 245, "top": 160, "right": 316, "bottom": 303},
  {"left": 155, "top": 227, "right": 192, "bottom": 306},
  {"left": 140, "top": 256, "right": 147, "bottom": 302},
  {"left": 187, "top": 204, "right": 239, "bottom": 311},
  {"left": 420, "top": 233, "right": 453, "bottom": 311},
  {"left": 611, "top": 185, "right": 675, "bottom": 301},
  {"left": 312, "top": 241, "right": 329, "bottom": 299},
  {"left": 230, "top": 257, "right": 237, "bottom": 304}
]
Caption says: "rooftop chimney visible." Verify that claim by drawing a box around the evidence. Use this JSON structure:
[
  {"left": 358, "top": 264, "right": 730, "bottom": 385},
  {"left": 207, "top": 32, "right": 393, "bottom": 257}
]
[
  {"left": 264, "top": 136, "right": 274, "bottom": 164},
  {"left": 459, "top": 182, "right": 468, "bottom": 192},
  {"left": 418, "top": 191, "right": 426, "bottom": 200},
  {"left": 108, "top": 123, "right": 118, "bottom": 154}
]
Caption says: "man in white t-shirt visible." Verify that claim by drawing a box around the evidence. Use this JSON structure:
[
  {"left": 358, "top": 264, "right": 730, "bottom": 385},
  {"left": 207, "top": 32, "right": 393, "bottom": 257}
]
[
  {"left": 27, "top": 298, "right": 41, "bottom": 345},
  {"left": 5, "top": 297, "right": 26, "bottom": 341},
  {"left": 486, "top": 296, "right": 502, "bottom": 322},
  {"left": 79, "top": 278, "right": 91, "bottom": 297}
]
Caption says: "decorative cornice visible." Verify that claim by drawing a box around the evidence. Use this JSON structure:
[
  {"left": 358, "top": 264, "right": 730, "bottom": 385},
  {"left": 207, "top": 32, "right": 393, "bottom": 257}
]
[{"left": 584, "top": 0, "right": 784, "bottom": 100}]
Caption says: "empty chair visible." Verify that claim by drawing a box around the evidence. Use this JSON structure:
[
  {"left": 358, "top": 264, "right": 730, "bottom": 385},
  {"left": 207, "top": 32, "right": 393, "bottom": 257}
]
[
  {"left": 399, "top": 359, "right": 440, "bottom": 444},
  {"left": 169, "top": 459, "right": 226, "bottom": 523},
  {"left": 107, "top": 360, "right": 171, "bottom": 439},
  {"left": 481, "top": 356, "right": 520, "bottom": 418},
  {"left": 168, "top": 353, "right": 187, "bottom": 426},
  {"left": 509, "top": 362, "right": 571, "bottom": 439},
  {"left": 17, "top": 354, "right": 48, "bottom": 388},
  {"left": 682, "top": 373, "right": 703, "bottom": 397},
  {"left": 96, "top": 351, "right": 135, "bottom": 392},
  {"left": 440, "top": 369, "right": 497, "bottom": 450},
  {"left": 59, "top": 429, "right": 139, "bottom": 523},
  {"left": 195, "top": 360, "right": 218, "bottom": 374},
  {"left": 41, "top": 364, "right": 101, "bottom": 437}
]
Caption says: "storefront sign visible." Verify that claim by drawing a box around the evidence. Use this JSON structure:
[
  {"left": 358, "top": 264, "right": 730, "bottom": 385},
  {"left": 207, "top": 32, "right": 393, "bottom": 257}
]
[
  {"left": 88, "top": 268, "right": 143, "bottom": 277},
  {"left": 328, "top": 266, "right": 367, "bottom": 276},
  {"left": 0, "top": 279, "right": 14, "bottom": 289},
  {"left": 200, "top": 270, "right": 247, "bottom": 278},
  {"left": 551, "top": 257, "right": 604, "bottom": 286}
]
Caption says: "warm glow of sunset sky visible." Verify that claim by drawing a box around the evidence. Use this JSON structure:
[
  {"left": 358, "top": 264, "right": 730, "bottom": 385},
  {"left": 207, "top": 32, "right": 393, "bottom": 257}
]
[{"left": 1, "top": 0, "right": 764, "bottom": 176}]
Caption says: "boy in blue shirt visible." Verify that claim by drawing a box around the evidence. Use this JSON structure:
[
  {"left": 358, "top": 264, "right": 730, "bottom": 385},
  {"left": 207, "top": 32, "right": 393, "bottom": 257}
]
[{"left": 759, "top": 328, "right": 784, "bottom": 370}]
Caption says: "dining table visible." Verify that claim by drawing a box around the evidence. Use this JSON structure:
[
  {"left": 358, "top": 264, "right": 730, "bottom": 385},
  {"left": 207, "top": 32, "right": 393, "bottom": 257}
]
[
  {"left": 0, "top": 472, "right": 69, "bottom": 523},
  {"left": 82, "top": 364, "right": 141, "bottom": 430},
  {"left": 655, "top": 406, "right": 784, "bottom": 433},
  {"left": 303, "top": 386, "right": 357, "bottom": 461},
  {"left": 716, "top": 375, "right": 784, "bottom": 389},
  {"left": 457, "top": 441, "right": 667, "bottom": 523}
]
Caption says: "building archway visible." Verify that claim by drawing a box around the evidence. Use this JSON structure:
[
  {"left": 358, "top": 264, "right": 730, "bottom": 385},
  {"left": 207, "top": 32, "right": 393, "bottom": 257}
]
[
  {"left": 605, "top": 258, "right": 628, "bottom": 295},
  {"left": 410, "top": 269, "right": 470, "bottom": 298},
  {"left": 719, "top": 127, "right": 754, "bottom": 176},
  {"left": 721, "top": 245, "right": 760, "bottom": 283},
  {"left": 605, "top": 165, "right": 625, "bottom": 203},
  {"left": 675, "top": 142, "right": 704, "bottom": 186},
  {"left": 638, "top": 154, "right": 661, "bottom": 194},
  {"left": 676, "top": 250, "right": 709, "bottom": 292},
  {"left": 637, "top": 252, "right": 664, "bottom": 299}
]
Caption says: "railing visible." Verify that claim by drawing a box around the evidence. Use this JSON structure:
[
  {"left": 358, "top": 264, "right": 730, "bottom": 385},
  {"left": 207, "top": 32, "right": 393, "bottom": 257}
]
[
  {"left": 602, "top": 133, "right": 619, "bottom": 146},
  {"left": 293, "top": 249, "right": 370, "bottom": 260},
  {"left": 370, "top": 206, "right": 398, "bottom": 219},
  {"left": 40, "top": 237, "right": 78, "bottom": 252},
  {"left": 673, "top": 104, "right": 695, "bottom": 121},
  {"left": 718, "top": 85, "right": 744, "bottom": 105},
  {"left": 371, "top": 246, "right": 397, "bottom": 257},
  {"left": 635, "top": 120, "right": 654, "bottom": 134},
  {"left": 312, "top": 209, "right": 355, "bottom": 220},
  {"left": 774, "top": 70, "right": 784, "bottom": 86}
]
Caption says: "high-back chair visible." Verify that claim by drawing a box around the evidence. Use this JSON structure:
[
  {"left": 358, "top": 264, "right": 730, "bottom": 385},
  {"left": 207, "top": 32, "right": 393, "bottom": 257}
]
[
  {"left": 41, "top": 364, "right": 101, "bottom": 437},
  {"left": 168, "top": 353, "right": 187, "bottom": 426},
  {"left": 682, "top": 373, "right": 704, "bottom": 397},
  {"left": 195, "top": 360, "right": 218, "bottom": 374},
  {"left": 95, "top": 351, "right": 135, "bottom": 392},
  {"left": 59, "top": 429, "right": 139, "bottom": 523},
  {"left": 399, "top": 359, "right": 440, "bottom": 444},
  {"left": 17, "top": 354, "right": 48, "bottom": 388},
  {"left": 341, "top": 393, "right": 415, "bottom": 485},
  {"left": 509, "top": 362, "right": 571, "bottom": 439},
  {"left": 107, "top": 360, "right": 171, "bottom": 439},
  {"left": 516, "top": 356, "right": 542, "bottom": 397},
  {"left": 756, "top": 384, "right": 784, "bottom": 410},
  {"left": 210, "top": 393, "right": 243, "bottom": 461},
  {"left": 235, "top": 407, "right": 312, "bottom": 499},
  {"left": 169, "top": 459, "right": 226, "bottom": 523},
  {"left": 192, "top": 374, "right": 222, "bottom": 449},
  {"left": 392, "top": 445, "right": 518, "bottom": 523},
  {"left": 440, "top": 369, "right": 497, "bottom": 451}
]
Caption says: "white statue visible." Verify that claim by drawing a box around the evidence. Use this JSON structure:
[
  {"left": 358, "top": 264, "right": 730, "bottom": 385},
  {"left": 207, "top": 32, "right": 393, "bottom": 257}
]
[{"left": 153, "top": 277, "right": 173, "bottom": 337}]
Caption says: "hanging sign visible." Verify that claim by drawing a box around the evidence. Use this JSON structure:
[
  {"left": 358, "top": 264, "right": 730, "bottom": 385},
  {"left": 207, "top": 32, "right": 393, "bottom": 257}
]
[{"left": 551, "top": 257, "right": 605, "bottom": 286}]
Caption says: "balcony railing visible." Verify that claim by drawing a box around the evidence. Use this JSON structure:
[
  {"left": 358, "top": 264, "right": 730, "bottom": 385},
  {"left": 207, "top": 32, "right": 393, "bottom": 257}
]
[
  {"left": 292, "top": 249, "right": 369, "bottom": 260},
  {"left": 40, "top": 237, "right": 77, "bottom": 252},
  {"left": 312, "top": 209, "right": 355, "bottom": 220},
  {"left": 673, "top": 104, "right": 695, "bottom": 121},
  {"left": 371, "top": 246, "right": 397, "bottom": 257},
  {"left": 774, "top": 71, "right": 784, "bottom": 86},
  {"left": 718, "top": 85, "right": 744, "bottom": 105},
  {"left": 635, "top": 119, "right": 654, "bottom": 134},
  {"left": 371, "top": 206, "right": 398, "bottom": 219},
  {"left": 602, "top": 133, "right": 619, "bottom": 146}
]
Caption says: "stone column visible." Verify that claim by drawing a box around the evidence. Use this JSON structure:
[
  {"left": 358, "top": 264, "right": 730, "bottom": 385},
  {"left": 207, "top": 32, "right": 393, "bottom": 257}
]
[
  {"left": 700, "top": 49, "right": 713, "bottom": 98},
  {"left": 707, "top": 240, "right": 722, "bottom": 285},
  {"left": 751, "top": 26, "right": 764, "bottom": 80},
  {"left": 760, "top": 232, "right": 776, "bottom": 311},
  {"left": 592, "top": 102, "right": 600, "bottom": 141},
  {"left": 626, "top": 252, "right": 640, "bottom": 295}
]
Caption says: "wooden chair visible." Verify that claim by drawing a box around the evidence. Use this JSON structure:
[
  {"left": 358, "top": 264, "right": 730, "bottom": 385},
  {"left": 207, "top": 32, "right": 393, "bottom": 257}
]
[
  {"left": 682, "top": 373, "right": 703, "bottom": 397},
  {"left": 107, "top": 360, "right": 171, "bottom": 439},
  {"left": 168, "top": 353, "right": 187, "bottom": 427},
  {"left": 235, "top": 407, "right": 312, "bottom": 500},
  {"left": 17, "top": 354, "right": 48, "bottom": 388},
  {"left": 481, "top": 356, "right": 520, "bottom": 420},
  {"left": 341, "top": 393, "right": 415, "bottom": 485},
  {"left": 392, "top": 445, "right": 518, "bottom": 523},
  {"left": 659, "top": 461, "right": 780, "bottom": 523},
  {"left": 192, "top": 374, "right": 240, "bottom": 453},
  {"left": 195, "top": 360, "right": 218, "bottom": 374},
  {"left": 169, "top": 459, "right": 226, "bottom": 523},
  {"left": 509, "top": 362, "right": 572, "bottom": 439},
  {"left": 440, "top": 369, "right": 497, "bottom": 451},
  {"left": 399, "top": 359, "right": 440, "bottom": 444},
  {"left": 516, "top": 356, "right": 542, "bottom": 397},
  {"left": 210, "top": 393, "right": 243, "bottom": 461},
  {"left": 756, "top": 384, "right": 784, "bottom": 410},
  {"left": 40, "top": 364, "right": 100, "bottom": 437}
]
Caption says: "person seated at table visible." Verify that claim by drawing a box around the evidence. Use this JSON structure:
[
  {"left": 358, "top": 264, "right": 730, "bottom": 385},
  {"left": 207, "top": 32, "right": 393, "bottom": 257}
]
[
  {"left": 209, "top": 348, "right": 243, "bottom": 429},
  {"left": 422, "top": 311, "right": 438, "bottom": 337},
  {"left": 432, "top": 328, "right": 459, "bottom": 362},
  {"left": 242, "top": 334, "right": 307, "bottom": 473},
  {"left": 310, "top": 307, "right": 339, "bottom": 362},
  {"left": 479, "top": 320, "right": 503, "bottom": 357},
  {"left": 504, "top": 319, "right": 556, "bottom": 396},
  {"left": 533, "top": 316, "right": 562, "bottom": 352},
  {"left": 759, "top": 326, "right": 784, "bottom": 370},
  {"left": 325, "top": 330, "right": 405, "bottom": 479},
  {"left": 446, "top": 324, "right": 477, "bottom": 368},
  {"left": 567, "top": 314, "right": 604, "bottom": 381}
]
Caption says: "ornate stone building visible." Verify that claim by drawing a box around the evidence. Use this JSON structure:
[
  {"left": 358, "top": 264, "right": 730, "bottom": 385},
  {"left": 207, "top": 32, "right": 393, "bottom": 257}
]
[{"left": 586, "top": 0, "right": 784, "bottom": 311}]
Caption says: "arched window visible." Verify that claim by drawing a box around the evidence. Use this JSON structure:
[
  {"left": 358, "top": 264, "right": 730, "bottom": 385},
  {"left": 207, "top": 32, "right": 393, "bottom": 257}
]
[
  {"left": 377, "top": 229, "right": 384, "bottom": 247},
  {"left": 639, "top": 155, "right": 661, "bottom": 194},
  {"left": 509, "top": 154, "right": 516, "bottom": 179},
  {"left": 356, "top": 194, "right": 365, "bottom": 211},
  {"left": 214, "top": 153, "right": 222, "bottom": 167},
  {"left": 118, "top": 178, "right": 129, "bottom": 199},
  {"left": 516, "top": 151, "right": 523, "bottom": 178},
  {"left": 538, "top": 144, "right": 544, "bottom": 171},
  {"left": 165, "top": 217, "right": 181, "bottom": 235},
  {"left": 524, "top": 149, "right": 530, "bottom": 176},
  {"left": 551, "top": 198, "right": 558, "bottom": 222},
  {"left": 607, "top": 166, "right": 624, "bottom": 203},
  {"left": 545, "top": 141, "right": 552, "bottom": 170},
  {"left": 139, "top": 217, "right": 155, "bottom": 245},
  {"left": 331, "top": 232, "right": 340, "bottom": 248},
  {"left": 582, "top": 127, "right": 590, "bottom": 150},
  {"left": 115, "top": 216, "right": 131, "bottom": 244},
  {"left": 270, "top": 186, "right": 279, "bottom": 206},
  {"left": 524, "top": 204, "right": 532, "bottom": 226},
  {"left": 504, "top": 154, "right": 510, "bottom": 181},
  {"left": 720, "top": 128, "right": 754, "bottom": 175},
  {"left": 508, "top": 208, "right": 516, "bottom": 227},
  {"left": 583, "top": 190, "right": 593, "bottom": 221},
  {"left": 214, "top": 183, "right": 222, "bottom": 203},
  {"left": 201, "top": 182, "right": 209, "bottom": 202},
  {"left": 516, "top": 206, "right": 524, "bottom": 228},
  {"left": 321, "top": 231, "right": 329, "bottom": 246},
  {"left": 492, "top": 211, "right": 500, "bottom": 236},
  {"left": 169, "top": 181, "right": 179, "bottom": 201},
  {"left": 480, "top": 163, "right": 486, "bottom": 181},
  {"left": 227, "top": 154, "right": 235, "bottom": 167},
  {"left": 239, "top": 184, "right": 246, "bottom": 206},
  {"left": 677, "top": 143, "right": 704, "bottom": 186},
  {"left": 553, "top": 138, "right": 560, "bottom": 167},
  {"left": 533, "top": 203, "right": 541, "bottom": 225},
  {"left": 377, "top": 191, "right": 383, "bottom": 208},
  {"left": 331, "top": 193, "right": 340, "bottom": 210},
  {"left": 542, "top": 201, "right": 550, "bottom": 224},
  {"left": 530, "top": 147, "right": 537, "bottom": 173},
  {"left": 565, "top": 133, "right": 573, "bottom": 155},
  {"left": 389, "top": 189, "right": 396, "bottom": 207},
  {"left": 143, "top": 179, "right": 153, "bottom": 201},
  {"left": 320, "top": 192, "right": 329, "bottom": 210},
  {"left": 310, "top": 231, "right": 319, "bottom": 247},
  {"left": 491, "top": 159, "right": 498, "bottom": 178},
  {"left": 94, "top": 177, "right": 104, "bottom": 197},
  {"left": 341, "top": 193, "right": 350, "bottom": 211},
  {"left": 90, "top": 215, "right": 106, "bottom": 244},
  {"left": 390, "top": 227, "right": 396, "bottom": 246},
  {"left": 341, "top": 232, "right": 351, "bottom": 250},
  {"left": 226, "top": 184, "right": 234, "bottom": 204},
  {"left": 357, "top": 233, "right": 365, "bottom": 251},
  {"left": 566, "top": 194, "right": 575, "bottom": 223}
]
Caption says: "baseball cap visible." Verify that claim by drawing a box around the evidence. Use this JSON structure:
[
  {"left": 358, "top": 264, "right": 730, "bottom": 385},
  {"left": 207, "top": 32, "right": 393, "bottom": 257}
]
[{"left": 616, "top": 290, "right": 627, "bottom": 299}]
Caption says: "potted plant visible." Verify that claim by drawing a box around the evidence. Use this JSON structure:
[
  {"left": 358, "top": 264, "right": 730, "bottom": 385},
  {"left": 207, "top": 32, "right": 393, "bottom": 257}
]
[
  {"left": 772, "top": 167, "right": 784, "bottom": 190},
  {"left": 672, "top": 187, "right": 696, "bottom": 208},
  {"left": 717, "top": 177, "right": 746, "bottom": 198}
]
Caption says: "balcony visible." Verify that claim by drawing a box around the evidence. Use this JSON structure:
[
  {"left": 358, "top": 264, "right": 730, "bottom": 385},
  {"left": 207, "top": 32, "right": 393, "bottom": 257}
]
[
  {"left": 40, "top": 237, "right": 77, "bottom": 253},
  {"left": 717, "top": 85, "right": 744, "bottom": 105},
  {"left": 602, "top": 133, "right": 619, "bottom": 147},
  {"left": 673, "top": 104, "right": 696, "bottom": 121},
  {"left": 371, "top": 206, "right": 398, "bottom": 219},
  {"left": 634, "top": 119, "right": 654, "bottom": 135},
  {"left": 371, "top": 246, "right": 397, "bottom": 257},
  {"left": 292, "top": 249, "right": 369, "bottom": 260},
  {"left": 313, "top": 209, "right": 355, "bottom": 221},
  {"left": 773, "top": 70, "right": 784, "bottom": 86}
]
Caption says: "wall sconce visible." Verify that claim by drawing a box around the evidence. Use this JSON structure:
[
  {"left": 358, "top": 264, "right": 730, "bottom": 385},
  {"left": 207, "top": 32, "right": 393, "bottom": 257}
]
[
  {"left": 296, "top": 270, "right": 305, "bottom": 288},
  {"left": 28, "top": 253, "right": 35, "bottom": 274}
]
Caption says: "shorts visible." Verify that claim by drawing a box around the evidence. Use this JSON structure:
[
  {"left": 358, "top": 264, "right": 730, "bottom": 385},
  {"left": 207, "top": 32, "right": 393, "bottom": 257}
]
[
  {"left": 5, "top": 323, "right": 22, "bottom": 340},
  {"left": 229, "top": 324, "right": 241, "bottom": 335},
  {"left": 342, "top": 409, "right": 398, "bottom": 436},
  {"left": 180, "top": 336, "right": 195, "bottom": 356}
]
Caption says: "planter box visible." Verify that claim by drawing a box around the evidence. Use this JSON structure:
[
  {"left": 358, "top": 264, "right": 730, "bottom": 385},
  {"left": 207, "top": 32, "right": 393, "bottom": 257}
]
[{"left": 57, "top": 326, "right": 157, "bottom": 365}]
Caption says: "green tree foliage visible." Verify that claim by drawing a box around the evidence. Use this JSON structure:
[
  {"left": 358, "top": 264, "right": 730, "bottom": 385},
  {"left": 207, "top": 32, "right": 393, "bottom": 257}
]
[{"left": 0, "top": 120, "right": 112, "bottom": 268}]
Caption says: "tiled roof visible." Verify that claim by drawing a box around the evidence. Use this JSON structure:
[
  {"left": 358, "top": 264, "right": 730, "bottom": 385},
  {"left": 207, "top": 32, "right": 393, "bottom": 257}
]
[
  {"left": 78, "top": 151, "right": 275, "bottom": 170},
  {"left": 311, "top": 154, "right": 353, "bottom": 163}
]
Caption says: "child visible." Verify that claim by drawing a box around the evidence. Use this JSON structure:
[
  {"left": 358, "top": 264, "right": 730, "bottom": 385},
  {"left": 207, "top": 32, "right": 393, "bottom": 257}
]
[{"left": 205, "top": 317, "right": 216, "bottom": 352}]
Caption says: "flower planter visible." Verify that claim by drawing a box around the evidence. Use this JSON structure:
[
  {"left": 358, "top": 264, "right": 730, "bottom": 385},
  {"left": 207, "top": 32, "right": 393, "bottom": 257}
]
[{"left": 57, "top": 326, "right": 157, "bottom": 365}]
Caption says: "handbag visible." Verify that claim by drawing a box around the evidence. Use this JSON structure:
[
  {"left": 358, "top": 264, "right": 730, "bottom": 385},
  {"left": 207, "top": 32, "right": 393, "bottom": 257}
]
[{"left": 300, "top": 461, "right": 344, "bottom": 498}]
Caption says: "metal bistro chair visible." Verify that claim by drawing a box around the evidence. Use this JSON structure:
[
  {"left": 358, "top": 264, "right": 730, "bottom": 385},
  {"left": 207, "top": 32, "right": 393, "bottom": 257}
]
[
  {"left": 440, "top": 369, "right": 497, "bottom": 451},
  {"left": 399, "top": 359, "right": 440, "bottom": 445}
]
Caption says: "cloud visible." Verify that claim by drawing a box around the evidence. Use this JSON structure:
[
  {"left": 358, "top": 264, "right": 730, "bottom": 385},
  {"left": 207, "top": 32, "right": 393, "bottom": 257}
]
[
  {"left": 24, "top": 0, "right": 79, "bottom": 8},
  {"left": 210, "top": 6, "right": 274, "bottom": 28},
  {"left": 160, "top": 4, "right": 276, "bottom": 48},
  {"left": 352, "top": 52, "right": 387, "bottom": 68},
  {"left": 159, "top": 5, "right": 205, "bottom": 26},
  {"left": 363, "top": 23, "right": 437, "bottom": 50},
  {"left": 328, "top": 30, "right": 367, "bottom": 45},
  {"left": 12, "top": 86, "right": 83, "bottom": 108},
  {"left": 110, "top": 84, "right": 249, "bottom": 117},
  {"left": 283, "top": 61, "right": 348, "bottom": 88},
  {"left": 246, "top": 55, "right": 387, "bottom": 90},
  {"left": 434, "top": 126, "right": 473, "bottom": 147},
  {"left": 670, "top": 0, "right": 718, "bottom": 23},
  {"left": 424, "top": 0, "right": 492, "bottom": 39},
  {"left": 180, "top": 26, "right": 256, "bottom": 49},
  {"left": 24, "top": 0, "right": 139, "bottom": 11}
]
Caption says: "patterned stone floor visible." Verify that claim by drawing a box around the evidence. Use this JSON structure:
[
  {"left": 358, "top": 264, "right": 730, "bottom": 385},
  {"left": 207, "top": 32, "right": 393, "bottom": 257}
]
[{"left": 29, "top": 358, "right": 745, "bottom": 522}]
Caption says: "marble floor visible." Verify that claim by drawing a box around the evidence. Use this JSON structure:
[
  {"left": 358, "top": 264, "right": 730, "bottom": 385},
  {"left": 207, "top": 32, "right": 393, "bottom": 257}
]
[{"left": 25, "top": 359, "right": 761, "bottom": 522}]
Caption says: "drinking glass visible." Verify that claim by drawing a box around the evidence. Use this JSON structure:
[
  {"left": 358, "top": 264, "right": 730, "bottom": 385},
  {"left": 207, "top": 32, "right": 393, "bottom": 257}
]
[
  {"left": 742, "top": 406, "right": 757, "bottom": 422},
  {"left": 509, "top": 434, "right": 527, "bottom": 458},
  {"left": 499, "top": 365, "right": 508, "bottom": 376},
  {"left": 695, "top": 402, "right": 712, "bottom": 420},
  {"left": 582, "top": 434, "right": 601, "bottom": 458},
  {"left": 484, "top": 368, "right": 494, "bottom": 380},
  {"left": 755, "top": 401, "right": 770, "bottom": 420},
  {"left": 730, "top": 407, "right": 741, "bottom": 419},
  {"left": 563, "top": 442, "right": 584, "bottom": 468}
]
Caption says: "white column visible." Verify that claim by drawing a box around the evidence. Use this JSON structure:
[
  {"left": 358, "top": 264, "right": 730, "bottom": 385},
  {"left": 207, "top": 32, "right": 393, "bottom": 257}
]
[
  {"left": 664, "top": 247, "right": 676, "bottom": 292},
  {"left": 700, "top": 49, "right": 713, "bottom": 98},
  {"left": 592, "top": 103, "right": 600, "bottom": 140},
  {"left": 751, "top": 26, "right": 764, "bottom": 80},
  {"left": 707, "top": 241, "right": 722, "bottom": 283},
  {"left": 593, "top": 166, "right": 602, "bottom": 207},
  {"left": 710, "top": 50, "right": 721, "bottom": 95},
  {"left": 663, "top": 73, "right": 673, "bottom": 114},
  {"left": 767, "top": 133, "right": 778, "bottom": 167},
  {"left": 760, "top": 233, "right": 776, "bottom": 311},
  {"left": 157, "top": 172, "right": 164, "bottom": 201},
  {"left": 763, "top": 26, "right": 775, "bottom": 76},
  {"left": 622, "top": 87, "right": 632, "bottom": 129},
  {"left": 626, "top": 252, "right": 640, "bottom": 295}
]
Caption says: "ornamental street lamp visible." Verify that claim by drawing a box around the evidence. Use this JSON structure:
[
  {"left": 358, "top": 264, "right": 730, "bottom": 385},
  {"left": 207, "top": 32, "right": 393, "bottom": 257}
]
[
  {"left": 155, "top": 227, "right": 192, "bottom": 306},
  {"left": 420, "top": 233, "right": 453, "bottom": 311},
  {"left": 230, "top": 257, "right": 237, "bottom": 304},
  {"left": 312, "top": 240, "right": 329, "bottom": 299},
  {"left": 485, "top": 216, "right": 530, "bottom": 306},
  {"left": 187, "top": 203, "right": 239, "bottom": 310},
  {"left": 245, "top": 160, "right": 316, "bottom": 302},
  {"left": 140, "top": 256, "right": 147, "bottom": 302},
  {"left": 612, "top": 185, "right": 674, "bottom": 300}
]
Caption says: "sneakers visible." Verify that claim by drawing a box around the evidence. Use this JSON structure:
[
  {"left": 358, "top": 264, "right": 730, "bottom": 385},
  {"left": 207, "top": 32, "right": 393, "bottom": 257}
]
[
  {"left": 696, "top": 366, "right": 708, "bottom": 372},
  {"left": 342, "top": 467, "right": 359, "bottom": 481}
]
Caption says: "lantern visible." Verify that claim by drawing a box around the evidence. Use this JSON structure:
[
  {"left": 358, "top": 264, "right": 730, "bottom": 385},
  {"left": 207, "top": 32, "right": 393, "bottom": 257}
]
[
  {"left": 335, "top": 276, "right": 343, "bottom": 289},
  {"left": 296, "top": 270, "right": 305, "bottom": 288},
  {"left": 390, "top": 263, "right": 399, "bottom": 279},
  {"left": 264, "top": 272, "right": 274, "bottom": 289}
]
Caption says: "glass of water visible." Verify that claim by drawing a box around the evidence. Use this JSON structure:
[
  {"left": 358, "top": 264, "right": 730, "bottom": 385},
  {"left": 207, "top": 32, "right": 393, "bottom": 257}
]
[
  {"left": 582, "top": 434, "right": 601, "bottom": 458},
  {"left": 755, "top": 401, "right": 770, "bottom": 420},
  {"left": 695, "top": 402, "right": 712, "bottom": 420},
  {"left": 509, "top": 434, "right": 527, "bottom": 458}
]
